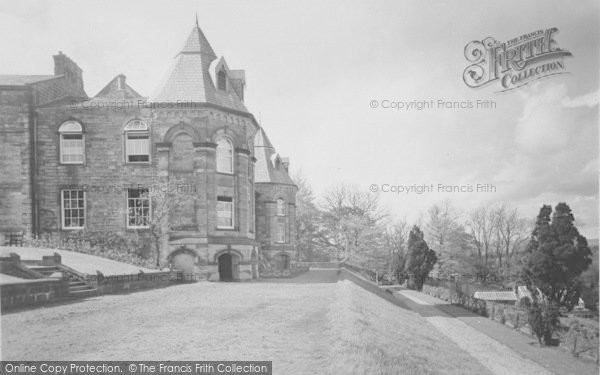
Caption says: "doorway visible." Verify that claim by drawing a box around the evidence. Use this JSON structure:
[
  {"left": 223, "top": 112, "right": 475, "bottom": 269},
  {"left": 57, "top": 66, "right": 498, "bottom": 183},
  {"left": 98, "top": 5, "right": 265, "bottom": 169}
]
[{"left": 218, "top": 253, "right": 233, "bottom": 281}]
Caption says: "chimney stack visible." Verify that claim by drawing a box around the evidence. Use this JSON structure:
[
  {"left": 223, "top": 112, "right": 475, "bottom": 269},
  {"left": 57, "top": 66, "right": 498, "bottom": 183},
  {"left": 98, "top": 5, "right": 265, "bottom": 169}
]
[
  {"left": 53, "top": 51, "right": 86, "bottom": 98},
  {"left": 281, "top": 157, "right": 290, "bottom": 172}
]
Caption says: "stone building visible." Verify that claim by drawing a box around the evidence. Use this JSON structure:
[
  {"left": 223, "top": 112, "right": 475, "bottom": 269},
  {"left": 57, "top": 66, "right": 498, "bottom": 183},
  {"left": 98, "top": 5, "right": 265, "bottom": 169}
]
[{"left": 0, "top": 21, "right": 297, "bottom": 281}]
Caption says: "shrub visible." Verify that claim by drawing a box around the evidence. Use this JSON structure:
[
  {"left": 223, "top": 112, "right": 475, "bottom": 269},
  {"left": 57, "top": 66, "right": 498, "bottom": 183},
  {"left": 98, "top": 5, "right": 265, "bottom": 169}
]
[
  {"left": 528, "top": 300, "right": 560, "bottom": 345},
  {"left": 25, "top": 231, "right": 156, "bottom": 269}
]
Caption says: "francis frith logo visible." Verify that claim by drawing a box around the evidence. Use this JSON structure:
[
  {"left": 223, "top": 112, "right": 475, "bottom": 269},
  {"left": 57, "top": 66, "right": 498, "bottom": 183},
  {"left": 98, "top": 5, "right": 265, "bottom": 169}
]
[{"left": 463, "top": 28, "right": 572, "bottom": 92}]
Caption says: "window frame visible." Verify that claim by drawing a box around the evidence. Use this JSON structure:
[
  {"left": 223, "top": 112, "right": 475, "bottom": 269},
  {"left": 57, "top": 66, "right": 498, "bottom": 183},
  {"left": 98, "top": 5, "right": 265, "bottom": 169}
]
[
  {"left": 217, "top": 70, "right": 227, "bottom": 91},
  {"left": 276, "top": 198, "right": 286, "bottom": 216},
  {"left": 58, "top": 121, "right": 85, "bottom": 165},
  {"left": 217, "top": 196, "right": 234, "bottom": 229},
  {"left": 276, "top": 221, "right": 286, "bottom": 243},
  {"left": 216, "top": 137, "right": 234, "bottom": 174},
  {"left": 61, "top": 189, "right": 85, "bottom": 230},
  {"left": 126, "top": 187, "right": 151, "bottom": 229},
  {"left": 124, "top": 120, "right": 150, "bottom": 164}
]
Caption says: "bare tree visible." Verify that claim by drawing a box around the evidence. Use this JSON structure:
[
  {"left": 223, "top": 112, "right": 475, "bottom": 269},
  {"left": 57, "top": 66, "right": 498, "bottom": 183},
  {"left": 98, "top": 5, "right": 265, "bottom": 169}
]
[
  {"left": 468, "top": 205, "right": 497, "bottom": 267},
  {"left": 493, "top": 204, "right": 530, "bottom": 270},
  {"left": 136, "top": 177, "right": 198, "bottom": 267},
  {"left": 293, "top": 171, "right": 323, "bottom": 261},
  {"left": 424, "top": 200, "right": 461, "bottom": 249},
  {"left": 385, "top": 219, "right": 409, "bottom": 280},
  {"left": 319, "top": 184, "right": 387, "bottom": 262}
]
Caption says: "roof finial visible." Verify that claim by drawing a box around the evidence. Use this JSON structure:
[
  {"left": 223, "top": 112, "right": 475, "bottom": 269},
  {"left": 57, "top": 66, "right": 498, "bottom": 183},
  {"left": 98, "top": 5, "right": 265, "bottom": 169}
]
[{"left": 195, "top": 12, "right": 199, "bottom": 27}]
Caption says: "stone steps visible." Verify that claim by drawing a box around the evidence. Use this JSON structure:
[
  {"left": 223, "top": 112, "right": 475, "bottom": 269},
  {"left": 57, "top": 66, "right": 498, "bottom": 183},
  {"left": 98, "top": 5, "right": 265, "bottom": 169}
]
[{"left": 26, "top": 264, "right": 97, "bottom": 297}]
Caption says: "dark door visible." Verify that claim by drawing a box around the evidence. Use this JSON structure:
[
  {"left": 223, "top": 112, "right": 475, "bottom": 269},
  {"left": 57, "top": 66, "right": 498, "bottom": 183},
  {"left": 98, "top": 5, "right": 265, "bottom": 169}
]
[{"left": 218, "top": 253, "right": 233, "bottom": 281}]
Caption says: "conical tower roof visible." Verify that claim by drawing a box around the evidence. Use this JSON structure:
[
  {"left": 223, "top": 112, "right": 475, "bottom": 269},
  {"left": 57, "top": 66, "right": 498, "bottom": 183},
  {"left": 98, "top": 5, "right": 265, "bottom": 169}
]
[
  {"left": 150, "top": 21, "right": 247, "bottom": 112},
  {"left": 254, "top": 127, "right": 275, "bottom": 149},
  {"left": 254, "top": 127, "right": 295, "bottom": 185}
]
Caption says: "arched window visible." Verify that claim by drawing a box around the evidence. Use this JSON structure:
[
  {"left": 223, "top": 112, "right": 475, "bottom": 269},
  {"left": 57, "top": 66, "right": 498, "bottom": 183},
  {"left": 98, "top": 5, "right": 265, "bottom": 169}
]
[
  {"left": 58, "top": 121, "right": 84, "bottom": 164},
  {"left": 217, "top": 70, "right": 227, "bottom": 91},
  {"left": 216, "top": 137, "right": 233, "bottom": 173},
  {"left": 277, "top": 198, "right": 286, "bottom": 216},
  {"left": 124, "top": 120, "right": 149, "bottom": 163}
]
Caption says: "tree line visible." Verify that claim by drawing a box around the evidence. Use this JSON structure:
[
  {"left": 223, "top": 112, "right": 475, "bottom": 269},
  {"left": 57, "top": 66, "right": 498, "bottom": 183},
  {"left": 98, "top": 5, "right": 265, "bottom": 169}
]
[
  {"left": 294, "top": 173, "right": 533, "bottom": 283},
  {"left": 293, "top": 173, "right": 596, "bottom": 312}
]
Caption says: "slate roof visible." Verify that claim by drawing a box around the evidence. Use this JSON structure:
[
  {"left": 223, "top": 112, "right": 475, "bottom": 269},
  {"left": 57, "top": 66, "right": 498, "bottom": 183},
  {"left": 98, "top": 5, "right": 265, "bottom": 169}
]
[
  {"left": 94, "top": 74, "right": 143, "bottom": 100},
  {"left": 0, "top": 75, "right": 58, "bottom": 86},
  {"left": 254, "top": 127, "right": 295, "bottom": 185},
  {"left": 150, "top": 24, "right": 247, "bottom": 112}
]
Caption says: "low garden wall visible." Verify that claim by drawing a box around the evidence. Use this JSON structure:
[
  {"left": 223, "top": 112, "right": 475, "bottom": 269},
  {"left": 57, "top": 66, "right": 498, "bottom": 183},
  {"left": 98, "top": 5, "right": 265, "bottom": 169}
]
[
  {"left": 297, "top": 261, "right": 342, "bottom": 269},
  {"left": 260, "top": 265, "right": 309, "bottom": 278},
  {"left": 86, "top": 271, "right": 184, "bottom": 294},
  {"left": 1, "top": 279, "right": 69, "bottom": 312},
  {"left": 421, "top": 283, "right": 599, "bottom": 363},
  {"left": 339, "top": 268, "right": 407, "bottom": 309}
]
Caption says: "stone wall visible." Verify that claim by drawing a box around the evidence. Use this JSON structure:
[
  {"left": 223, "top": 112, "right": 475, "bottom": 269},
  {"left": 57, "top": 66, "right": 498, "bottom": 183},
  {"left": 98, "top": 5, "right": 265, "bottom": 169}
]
[
  {"left": 33, "top": 104, "right": 259, "bottom": 264},
  {"left": 86, "top": 270, "right": 183, "bottom": 294},
  {"left": 255, "top": 182, "right": 297, "bottom": 270},
  {"left": 339, "top": 268, "right": 407, "bottom": 309},
  {"left": 0, "top": 87, "right": 32, "bottom": 235},
  {"left": 0, "top": 279, "right": 69, "bottom": 312},
  {"left": 421, "top": 283, "right": 599, "bottom": 363}
]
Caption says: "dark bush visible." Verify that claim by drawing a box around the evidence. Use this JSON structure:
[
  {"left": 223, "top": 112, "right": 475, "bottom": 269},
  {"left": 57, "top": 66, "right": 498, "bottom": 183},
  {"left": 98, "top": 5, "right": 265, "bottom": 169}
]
[{"left": 528, "top": 300, "right": 560, "bottom": 345}]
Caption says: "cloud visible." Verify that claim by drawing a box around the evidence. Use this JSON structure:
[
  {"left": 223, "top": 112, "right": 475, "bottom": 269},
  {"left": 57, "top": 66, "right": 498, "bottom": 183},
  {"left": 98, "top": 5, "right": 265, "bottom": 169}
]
[
  {"left": 563, "top": 89, "right": 600, "bottom": 108},
  {"left": 494, "top": 82, "right": 598, "bottom": 203}
]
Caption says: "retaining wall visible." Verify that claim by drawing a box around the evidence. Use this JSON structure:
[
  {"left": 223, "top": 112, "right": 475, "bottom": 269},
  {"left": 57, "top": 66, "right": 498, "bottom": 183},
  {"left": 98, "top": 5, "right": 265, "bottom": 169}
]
[{"left": 1, "top": 278, "right": 69, "bottom": 311}]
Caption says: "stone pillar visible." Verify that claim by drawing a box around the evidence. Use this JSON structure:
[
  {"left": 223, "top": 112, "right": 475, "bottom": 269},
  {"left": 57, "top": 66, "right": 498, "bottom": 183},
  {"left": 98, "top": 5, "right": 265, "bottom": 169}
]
[{"left": 194, "top": 142, "right": 217, "bottom": 236}]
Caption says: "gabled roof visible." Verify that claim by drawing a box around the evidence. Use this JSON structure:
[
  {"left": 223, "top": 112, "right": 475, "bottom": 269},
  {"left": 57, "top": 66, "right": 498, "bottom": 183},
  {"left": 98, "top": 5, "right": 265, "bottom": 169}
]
[
  {"left": 516, "top": 286, "right": 533, "bottom": 301},
  {"left": 150, "top": 23, "right": 247, "bottom": 112},
  {"left": 94, "top": 74, "right": 143, "bottom": 100},
  {"left": 254, "top": 128, "right": 295, "bottom": 186}
]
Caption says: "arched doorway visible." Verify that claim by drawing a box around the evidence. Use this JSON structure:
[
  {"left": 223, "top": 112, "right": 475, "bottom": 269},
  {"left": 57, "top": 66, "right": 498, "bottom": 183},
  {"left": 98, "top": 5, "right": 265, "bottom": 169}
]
[
  {"left": 274, "top": 253, "right": 290, "bottom": 271},
  {"left": 168, "top": 248, "right": 196, "bottom": 281},
  {"left": 218, "top": 253, "right": 233, "bottom": 281}
]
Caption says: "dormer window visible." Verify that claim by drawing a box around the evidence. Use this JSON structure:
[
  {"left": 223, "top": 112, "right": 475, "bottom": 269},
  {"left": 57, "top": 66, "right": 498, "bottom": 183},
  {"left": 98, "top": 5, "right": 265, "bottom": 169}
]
[
  {"left": 124, "top": 120, "right": 150, "bottom": 163},
  {"left": 59, "top": 121, "right": 84, "bottom": 164},
  {"left": 217, "top": 70, "right": 227, "bottom": 91}
]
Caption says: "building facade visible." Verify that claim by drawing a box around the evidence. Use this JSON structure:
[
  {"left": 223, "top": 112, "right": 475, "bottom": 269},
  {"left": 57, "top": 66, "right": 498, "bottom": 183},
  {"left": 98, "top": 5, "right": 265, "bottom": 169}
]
[{"left": 0, "top": 22, "right": 297, "bottom": 281}]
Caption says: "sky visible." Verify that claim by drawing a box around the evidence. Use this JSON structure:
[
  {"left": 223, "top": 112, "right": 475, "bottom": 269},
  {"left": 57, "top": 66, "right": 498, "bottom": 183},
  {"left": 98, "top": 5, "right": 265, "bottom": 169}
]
[{"left": 0, "top": 0, "right": 598, "bottom": 237}]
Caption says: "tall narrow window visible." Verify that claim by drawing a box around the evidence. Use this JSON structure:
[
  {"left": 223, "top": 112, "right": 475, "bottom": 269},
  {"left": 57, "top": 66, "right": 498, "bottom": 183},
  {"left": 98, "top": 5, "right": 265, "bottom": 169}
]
[
  {"left": 276, "top": 222, "right": 286, "bottom": 243},
  {"left": 217, "top": 196, "right": 234, "bottom": 229},
  {"left": 59, "top": 121, "right": 84, "bottom": 164},
  {"left": 277, "top": 198, "right": 286, "bottom": 216},
  {"left": 61, "top": 189, "right": 85, "bottom": 229},
  {"left": 127, "top": 188, "right": 150, "bottom": 228},
  {"left": 125, "top": 120, "right": 150, "bottom": 163},
  {"left": 216, "top": 138, "right": 233, "bottom": 173},
  {"left": 217, "top": 70, "right": 227, "bottom": 91}
]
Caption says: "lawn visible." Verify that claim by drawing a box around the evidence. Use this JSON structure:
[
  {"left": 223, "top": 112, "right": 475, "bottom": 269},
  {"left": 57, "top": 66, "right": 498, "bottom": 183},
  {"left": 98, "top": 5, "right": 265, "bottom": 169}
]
[{"left": 1, "top": 278, "right": 492, "bottom": 374}]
